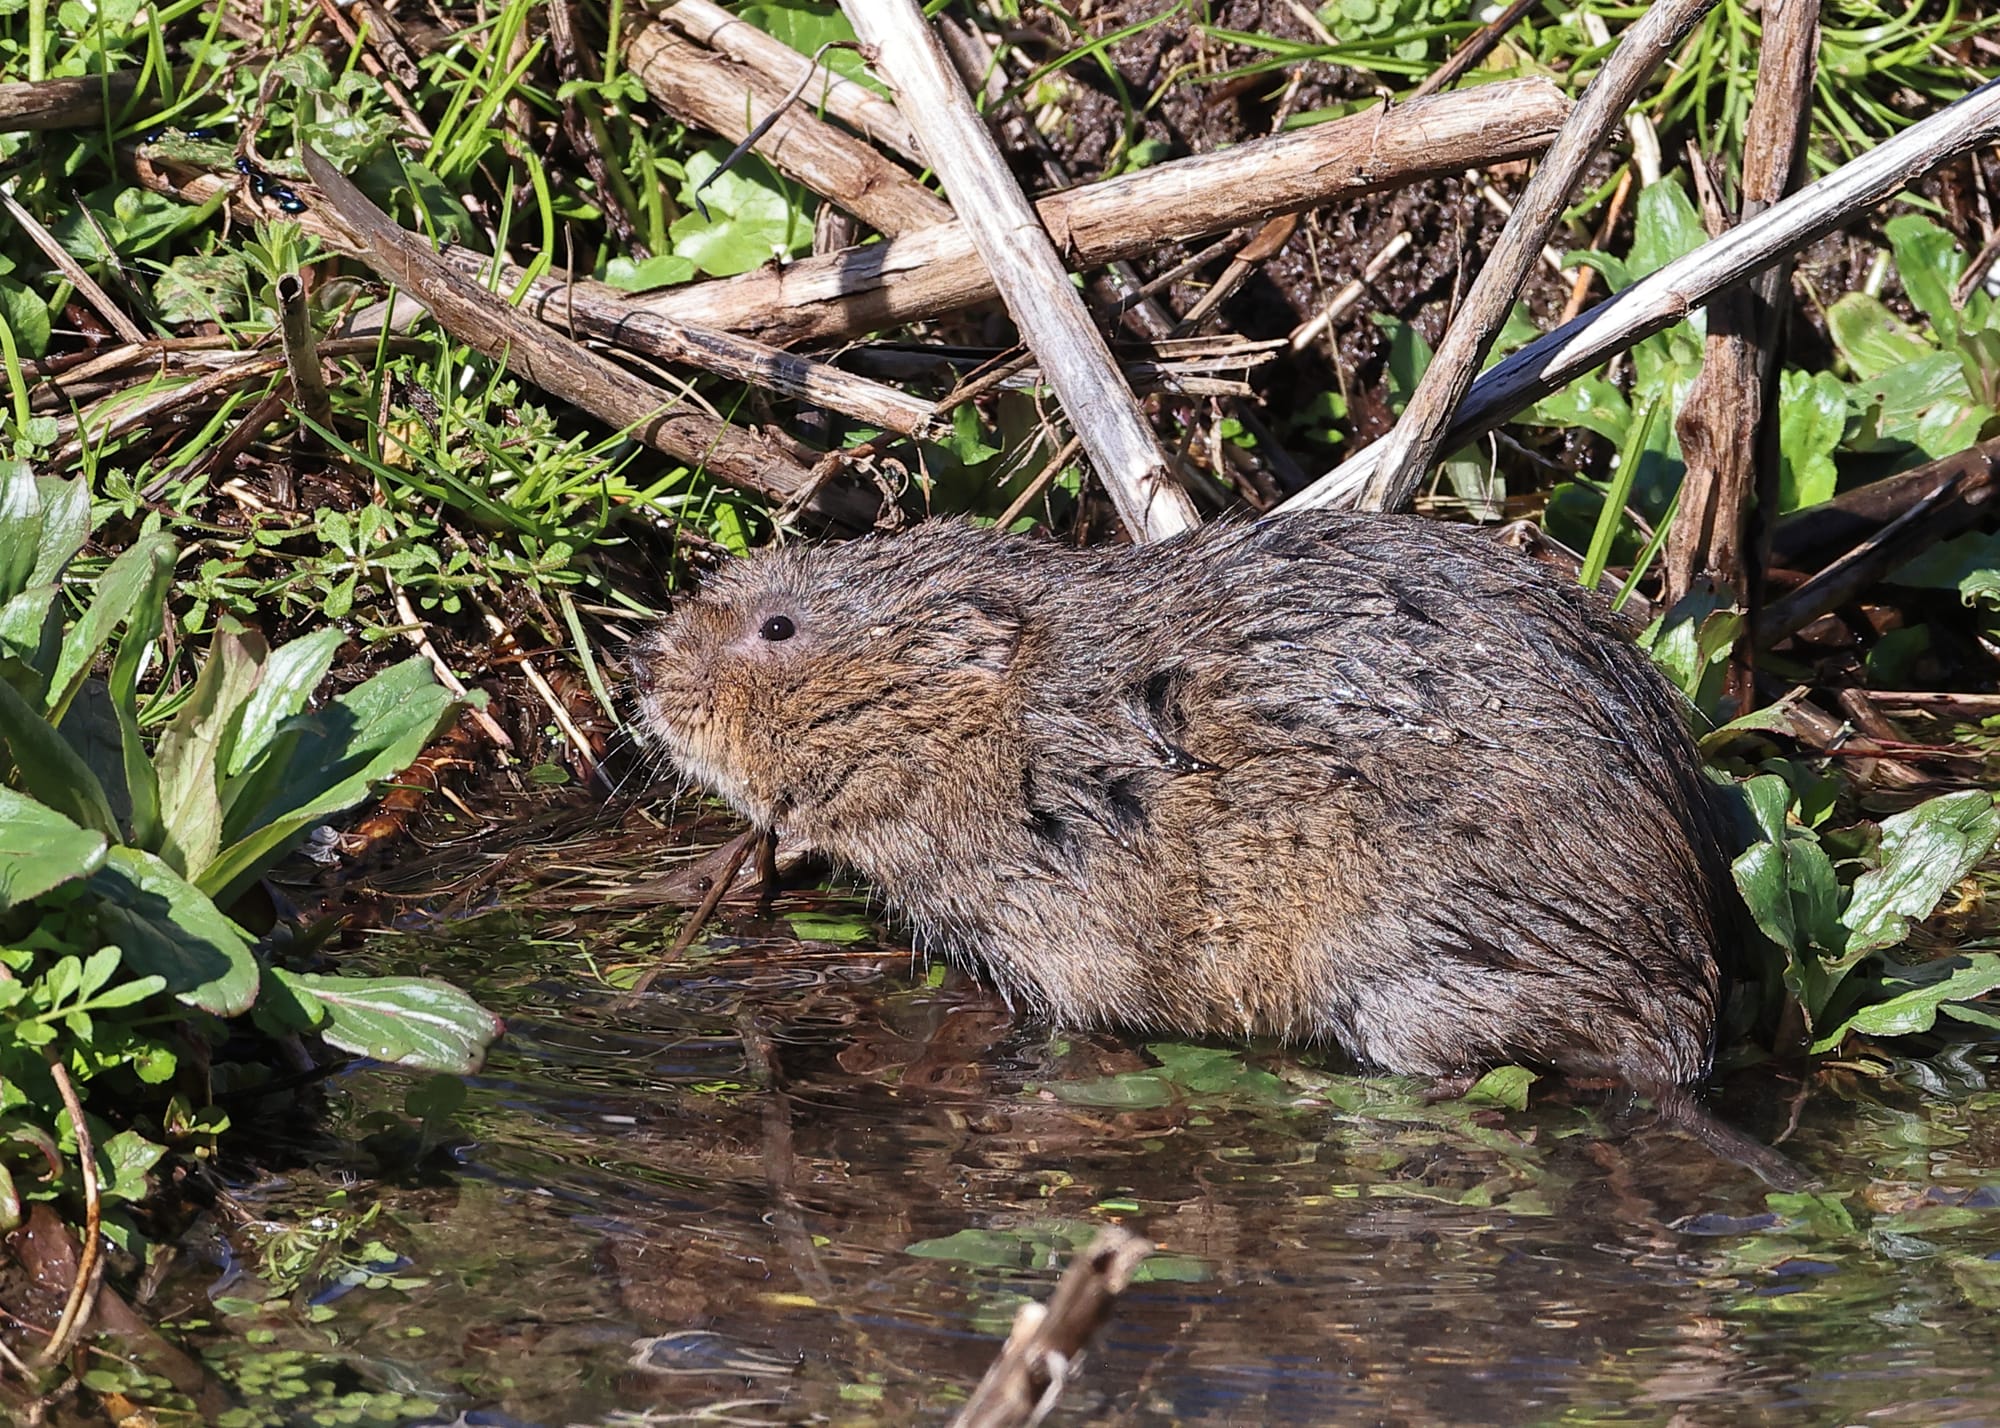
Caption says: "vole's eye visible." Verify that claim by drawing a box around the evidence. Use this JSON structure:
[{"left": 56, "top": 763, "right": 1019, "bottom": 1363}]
[{"left": 760, "top": 614, "right": 796, "bottom": 642}]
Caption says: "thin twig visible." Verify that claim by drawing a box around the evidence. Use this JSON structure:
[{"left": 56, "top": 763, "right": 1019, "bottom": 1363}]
[
  {"left": 949, "top": 1228, "right": 1153, "bottom": 1428},
  {"left": 996, "top": 433, "right": 1085, "bottom": 529},
  {"left": 621, "top": 830, "right": 762, "bottom": 1003},
  {"left": 0, "top": 182, "right": 144, "bottom": 344},
  {"left": 34, "top": 1059, "right": 103, "bottom": 1369}
]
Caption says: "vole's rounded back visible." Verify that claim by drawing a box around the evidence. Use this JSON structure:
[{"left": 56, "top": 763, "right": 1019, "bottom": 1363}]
[{"left": 631, "top": 513, "right": 1733, "bottom": 1088}]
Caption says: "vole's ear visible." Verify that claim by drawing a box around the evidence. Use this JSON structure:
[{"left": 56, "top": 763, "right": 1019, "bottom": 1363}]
[{"left": 920, "top": 590, "right": 1024, "bottom": 673}]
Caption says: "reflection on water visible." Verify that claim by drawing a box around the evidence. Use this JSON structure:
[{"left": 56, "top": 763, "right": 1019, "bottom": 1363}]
[{"left": 170, "top": 853, "right": 2000, "bottom": 1428}]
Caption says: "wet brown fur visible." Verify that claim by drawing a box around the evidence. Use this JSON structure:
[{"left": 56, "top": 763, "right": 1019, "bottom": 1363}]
[{"left": 630, "top": 513, "right": 1736, "bottom": 1089}]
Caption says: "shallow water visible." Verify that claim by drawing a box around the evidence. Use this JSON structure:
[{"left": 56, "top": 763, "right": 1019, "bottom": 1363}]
[{"left": 130, "top": 818, "right": 2000, "bottom": 1428}]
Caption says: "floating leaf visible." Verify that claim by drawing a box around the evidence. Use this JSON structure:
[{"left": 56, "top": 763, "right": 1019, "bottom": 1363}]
[{"left": 273, "top": 971, "right": 501, "bottom": 1075}]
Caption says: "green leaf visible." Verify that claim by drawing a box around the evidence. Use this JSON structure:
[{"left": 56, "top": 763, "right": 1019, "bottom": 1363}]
[
  {"left": 1889, "top": 529, "right": 2000, "bottom": 609},
  {"left": 1820, "top": 954, "right": 2000, "bottom": 1049},
  {"left": 1827, "top": 293, "right": 1933, "bottom": 379},
  {"left": 0, "top": 675, "right": 120, "bottom": 840},
  {"left": 199, "top": 657, "right": 459, "bottom": 907},
  {"left": 154, "top": 622, "right": 268, "bottom": 878},
  {"left": 86, "top": 846, "right": 258, "bottom": 1016},
  {"left": 106, "top": 539, "right": 173, "bottom": 850},
  {"left": 27, "top": 476, "right": 88, "bottom": 590},
  {"left": 1523, "top": 373, "right": 1630, "bottom": 444},
  {"left": 95, "top": 1129, "right": 167, "bottom": 1207},
  {"left": 1626, "top": 177, "right": 1707, "bottom": 282},
  {"left": 670, "top": 149, "right": 813, "bottom": 278},
  {"left": 0, "top": 788, "right": 108, "bottom": 909},
  {"left": 1842, "top": 792, "right": 2000, "bottom": 957},
  {"left": 273, "top": 971, "right": 501, "bottom": 1074},
  {"left": 905, "top": 1228, "right": 1062, "bottom": 1269},
  {"left": 1884, "top": 214, "right": 1966, "bottom": 341},
  {"left": 0, "top": 460, "right": 40, "bottom": 606},
  {"left": 1463, "top": 1064, "right": 1537, "bottom": 1111},
  {"left": 0, "top": 583, "right": 61, "bottom": 682},
  {"left": 1775, "top": 369, "right": 1847, "bottom": 513},
  {"left": 45, "top": 531, "right": 178, "bottom": 727},
  {"left": 0, "top": 279, "right": 52, "bottom": 360},
  {"left": 223, "top": 627, "right": 344, "bottom": 781}
]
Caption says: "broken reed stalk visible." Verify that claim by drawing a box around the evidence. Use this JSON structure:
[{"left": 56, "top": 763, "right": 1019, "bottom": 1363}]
[
  {"left": 1755, "top": 440, "right": 2000, "bottom": 646},
  {"left": 123, "top": 153, "right": 937, "bottom": 441},
  {"left": 0, "top": 72, "right": 138, "bottom": 129},
  {"left": 296, "top": 147, "right": 875, "bottom": 528},
  {"left": 661, "top": 0, "right": 923, "bottom": 165},
  {"left": 476, "top": 278, "right": 944, "bottom": 438},
  {"left": 1360, "top": 0, "right": 1723, "bottom": 512},
  {"left": 1282, "top": 76, "right": 2000, "bottom": 513},
  {"left": 949, "top": 1228, "right": 1153, "bottom": 1428},
  {"left": 837, "top": 0, "right": 1195, "bottom": 542},
  {"left": 622, "top": 78, "right": 1570, "bottom": 346},
  {"left": 0, "top": 184, "right": 144, "bottom": 344},
  {"left": 623, "top": 21, "right": 951, "bottom": 237},
  {"left": 1768, "top": 436, "right": 2000, "bottom": 569},
  {"left": 275, "top": 272, "right": 335, "bottom": 440},
  {"left": 1665, "top": 0, "right": 1820, "bottom": 608}
]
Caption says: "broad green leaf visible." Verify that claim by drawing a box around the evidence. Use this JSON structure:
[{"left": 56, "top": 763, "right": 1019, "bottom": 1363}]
[
  {"left": 94, "top": 1129, "right": 167, "bottom": 1207},
  {"left": 1842, "top": 792, "right": 2000, "bottom": 957},
  {"left": 1642, "top": 588, "right": 1743, "bottom": 708},
  {"left": 86, "top": 846, "right": 258, "bottom": 1016},
  {"left": 1776, "top": 369, "right": 1847, "bottom": 513},
  {"left": 1884, "top": 214, "right": 1966, "bottom": 341},
  {"left": 736, "top": 3, "right": 882, "bottom": 93},
  {"left": 1374, "top": 314, "right": 1432, "bottom": 407},
  {"left": 670, "top": 149, "right": 813, "bottom": 278},
  {"left": 1046, "top": 1071, "right": 1174, "bottom": 1108},
  {"left": 57, "top": 681, "right": 133, "bottom": 834},
  {"left": 154, "top": 621, "right": 267, "bottom": 879},
  {"left": 1148, "top": 1042, "right": 1286, "bottom": 1102},
  {"left": 1827, "top": 293, "right": 1933, "bottom": 380},
  {"left": 46, "top": 531, "right": 178, "bottom": 727},
  {"left": 0, "top": 585, "right": 60, "bottom": 689},
  {"left": 1463, "top": 1064, "right": 1537, "bottom": 1111},
  {"left": 1524, "top": 374, "right": 1631, "bottom": 444},
  {"left": 1817, "top": 954, "right": 2000, "bottom": 1050},
  {"left": 223, "top": 626, "right": 344, "bottom": 781},
  {"left": 0, "top": 787, "right": 108, "bottom": 909},
  {"left": 0, "top": 460, "right": 38, "bottom": 605},
  {"left": 0, "top": 279, "right": 51, "bottom": 359},
  {"left": 0, "top": 675, "right": 120, "bottom": 839},
  {"left": 199, "top": 657, "right": 459, "bottom": 907},
  {"left": 904, "top": 1227, "right": 1082, "bottom": 1269},
  {"left": 1890, "top": 529, "right": 2000, "bottom": 609},
  {"left": 1627, "top": 177, "right": 1707, "bottom": 282},
  {"left": 28, "top": 476, "right": 87, "bottom": 589},
  {"left": 273, "top": 971, "right": 501, "bottom": 1074}
]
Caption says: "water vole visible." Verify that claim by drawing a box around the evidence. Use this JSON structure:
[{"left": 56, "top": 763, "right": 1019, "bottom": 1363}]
[{"left": 630, "top": 513, "right": 1735, "bottom": 1091}]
